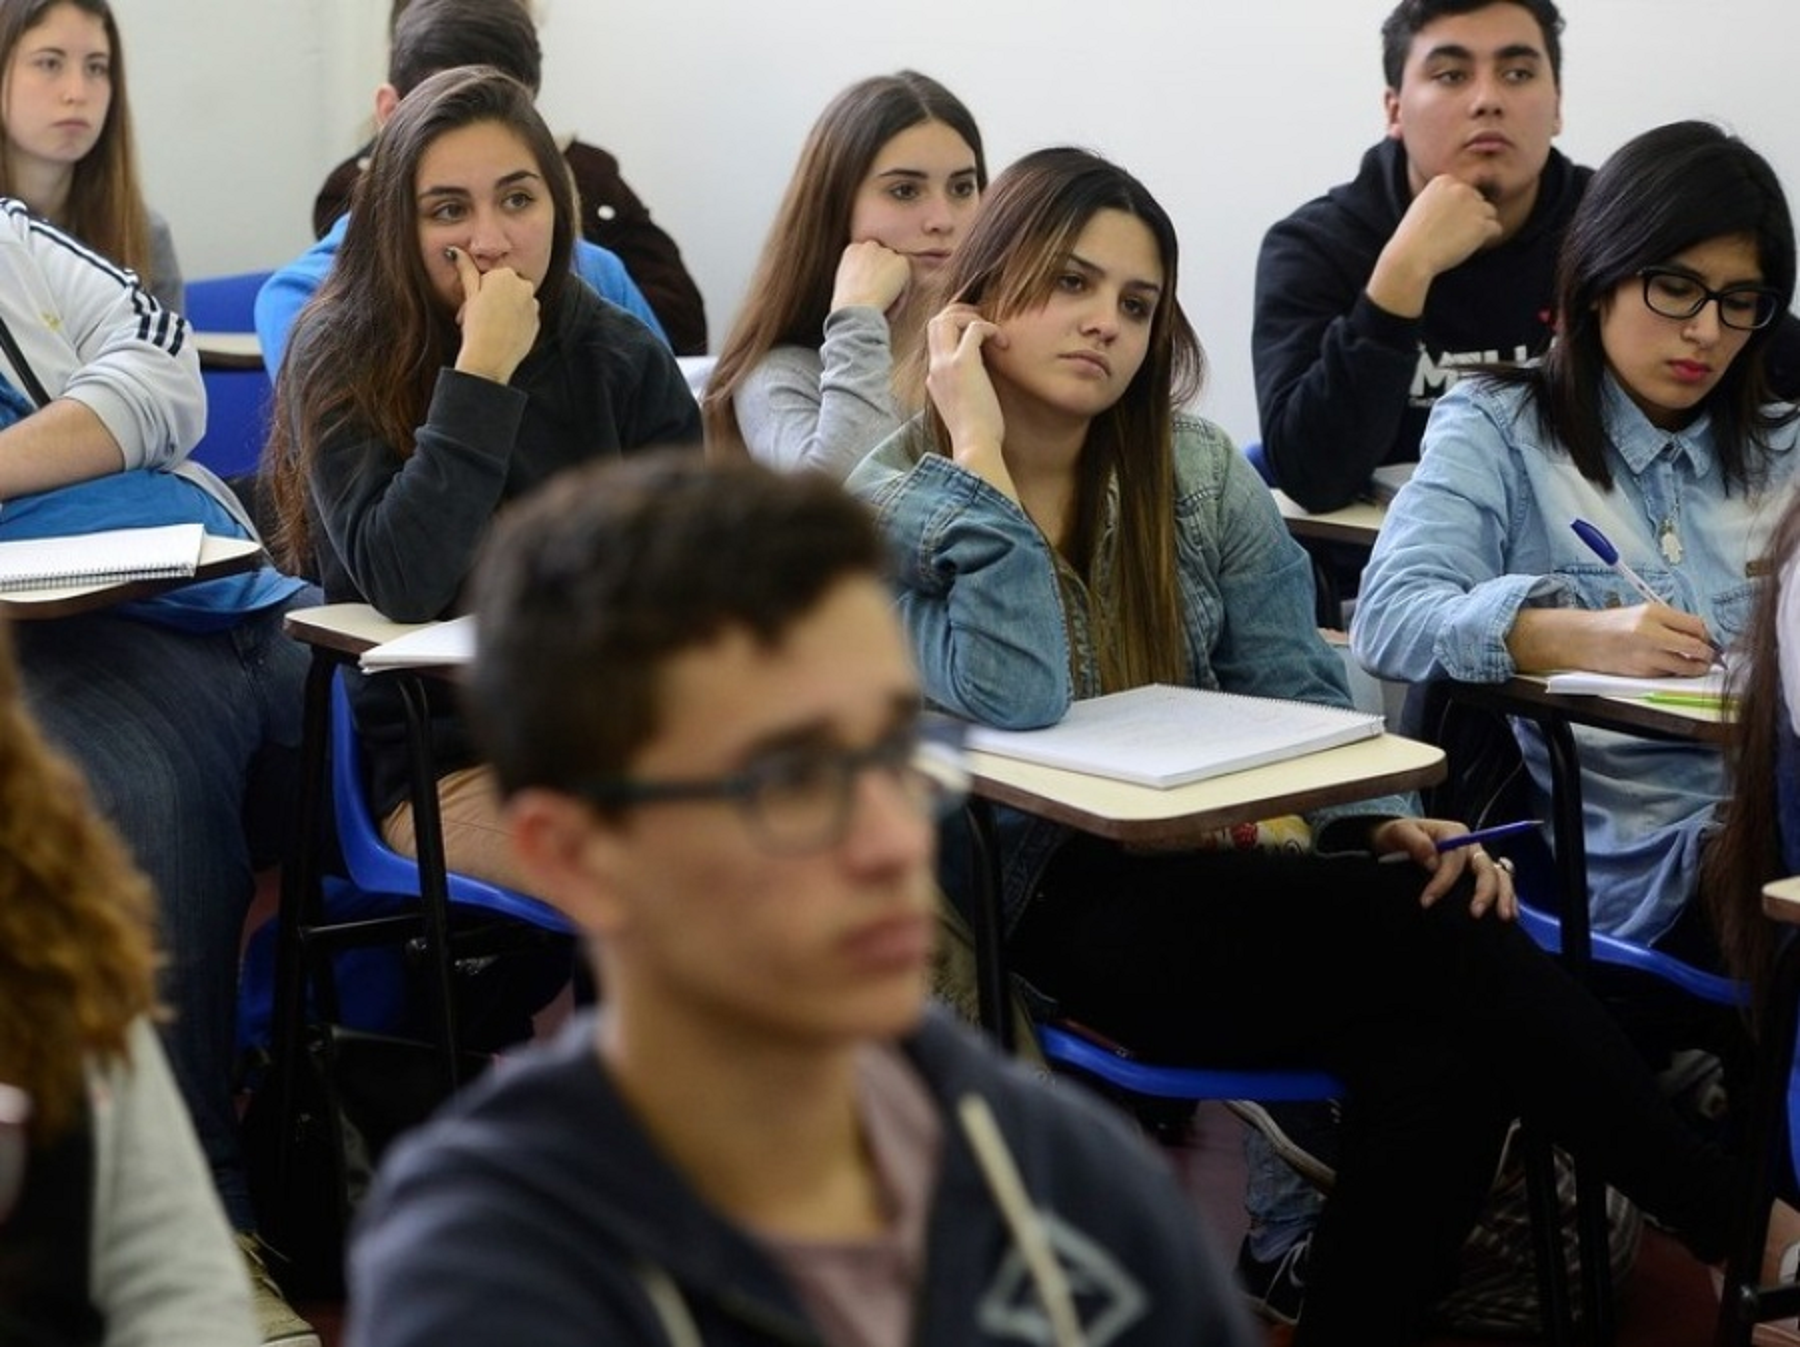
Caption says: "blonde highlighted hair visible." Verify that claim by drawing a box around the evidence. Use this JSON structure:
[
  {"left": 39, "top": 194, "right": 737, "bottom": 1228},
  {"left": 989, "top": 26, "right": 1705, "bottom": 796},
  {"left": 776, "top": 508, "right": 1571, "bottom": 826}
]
[{"left": 919, "top": 146, "right": 1204, "bottom": 693}]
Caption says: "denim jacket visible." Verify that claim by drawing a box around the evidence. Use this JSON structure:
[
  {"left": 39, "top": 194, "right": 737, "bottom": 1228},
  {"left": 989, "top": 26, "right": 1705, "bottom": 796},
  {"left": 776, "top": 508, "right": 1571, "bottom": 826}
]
[
  {"left": 1354, "top": 375, "right": 1800, "bottom": 942},
  {"left": 849, "top": 413, "right": 1414, "bottom": 929}
]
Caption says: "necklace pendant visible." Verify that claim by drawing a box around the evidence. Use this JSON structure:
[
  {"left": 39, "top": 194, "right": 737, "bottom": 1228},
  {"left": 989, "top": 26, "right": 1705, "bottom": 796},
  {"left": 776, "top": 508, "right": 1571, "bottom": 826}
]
[{"left": 1658, "top": 518, "right": 1683, "bottom": 566}]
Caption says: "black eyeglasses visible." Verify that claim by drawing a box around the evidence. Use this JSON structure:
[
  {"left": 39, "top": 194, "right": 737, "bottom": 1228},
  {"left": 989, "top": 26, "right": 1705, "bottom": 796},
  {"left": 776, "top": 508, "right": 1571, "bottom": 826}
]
[
  {"left": 1639, "top": 267, "right": 1782, "bottom": 331},
  {"left": 572, "top": 718, "right": 969, "bottom": 856}
]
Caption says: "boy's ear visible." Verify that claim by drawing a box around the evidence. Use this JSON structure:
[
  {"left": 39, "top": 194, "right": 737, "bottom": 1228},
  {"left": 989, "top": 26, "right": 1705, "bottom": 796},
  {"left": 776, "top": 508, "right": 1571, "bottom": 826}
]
[
  {"left": 373, "top": 82, "right": 402, "bottom": 128},
  {"left": 506, "top": 789, "right": 629, "bottom": 934}
]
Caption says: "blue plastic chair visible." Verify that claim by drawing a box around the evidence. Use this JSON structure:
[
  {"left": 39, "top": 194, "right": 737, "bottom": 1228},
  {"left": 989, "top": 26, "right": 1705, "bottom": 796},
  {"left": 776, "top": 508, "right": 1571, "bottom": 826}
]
[
  {"left": 1036, "top": 1022, "right": 1339, "bottom": 1106},
  {"left": 184, "top": 270, "right": 275, "bottom": 480},
  {"left": 1242, "top": 439, "right": 1278, "bottom": 489},
  {"left": 239, "top": 671, "right": 575, "bottom": 1058},
  {"left": 329, "top": 670, "right": 574, "bottom": 935}
]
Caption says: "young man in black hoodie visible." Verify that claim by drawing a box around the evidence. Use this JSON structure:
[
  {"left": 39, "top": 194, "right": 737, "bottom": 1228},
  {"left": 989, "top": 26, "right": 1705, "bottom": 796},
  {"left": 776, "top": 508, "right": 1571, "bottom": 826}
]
[
  {"left": 1241, "top": 0, "right": 1574, "bottom": 1321},
  {"left": 344, "top": 452, "right": 1256, "bottom": 1347},
  {"left": 1252, "top": 0, "right": 1575, "bottom": 515}
]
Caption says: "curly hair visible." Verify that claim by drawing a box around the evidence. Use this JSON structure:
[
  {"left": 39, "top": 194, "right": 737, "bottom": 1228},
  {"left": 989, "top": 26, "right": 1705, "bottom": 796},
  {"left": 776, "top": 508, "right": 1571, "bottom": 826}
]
[{"left": 0, "top": 622, "right": 160, "bottom": 1141}]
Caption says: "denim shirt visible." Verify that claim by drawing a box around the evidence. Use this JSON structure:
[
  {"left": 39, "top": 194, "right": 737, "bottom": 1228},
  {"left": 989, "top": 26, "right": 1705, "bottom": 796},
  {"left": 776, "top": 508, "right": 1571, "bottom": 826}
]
[
  {"left": 1354, "top": 374, "right": 1800, "bottom": 942},
  {"left": 849, "top": 413, "right": 1415, "bottom": 929}
]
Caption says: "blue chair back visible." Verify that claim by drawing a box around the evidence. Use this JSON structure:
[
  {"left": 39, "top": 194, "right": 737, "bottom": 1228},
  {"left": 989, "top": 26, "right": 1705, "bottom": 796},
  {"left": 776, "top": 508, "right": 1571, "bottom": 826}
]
[
  {"left": 185, "top": 271, "right": 275, "bottom": 480},
  {"left": 183, "top": 270, "right": 271, "bottom": 331},
  {"left": 330, "top": 672, "right": 574, "bottom": 933}
]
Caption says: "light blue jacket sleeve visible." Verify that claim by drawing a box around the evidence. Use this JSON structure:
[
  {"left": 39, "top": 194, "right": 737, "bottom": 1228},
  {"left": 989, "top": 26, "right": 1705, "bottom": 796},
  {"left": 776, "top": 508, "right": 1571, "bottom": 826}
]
[
  {"left": 1353, "top": 382, "right": 1567, "bottom": 684},
  {"left": 573, "top": 240, "right": 668, "bottom": 349},
  {"left": 847, "top": 427, "right": 1073, "bottom": 729},
  {"left": 255, "top": 218, "right": 341, "bottom": 379}
]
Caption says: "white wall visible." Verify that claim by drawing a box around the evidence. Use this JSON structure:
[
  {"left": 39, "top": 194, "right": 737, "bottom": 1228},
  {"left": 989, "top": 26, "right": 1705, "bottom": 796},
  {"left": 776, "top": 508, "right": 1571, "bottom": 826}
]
[{"left": 115, "top": 0, "right": 1800, "bottom": 444}]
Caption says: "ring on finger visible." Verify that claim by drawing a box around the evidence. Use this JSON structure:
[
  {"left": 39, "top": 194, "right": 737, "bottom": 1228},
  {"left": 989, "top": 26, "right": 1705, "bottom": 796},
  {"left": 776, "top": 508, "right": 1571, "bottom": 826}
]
[{"left": 1495, "top": 856, "right": 1516, "bottom": 877}]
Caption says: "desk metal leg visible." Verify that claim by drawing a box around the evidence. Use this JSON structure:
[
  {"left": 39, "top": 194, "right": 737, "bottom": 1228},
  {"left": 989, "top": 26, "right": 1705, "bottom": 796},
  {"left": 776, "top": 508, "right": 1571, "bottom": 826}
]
[
  {"left": 393, "top": 672, "right": 464, "bottom": 1089},
  {"left": 965, "top": 796, "right": 1015, "bottom": 1054},
  {"left": 1538, "top": 713, "right": 1615, "bottom": 1346},
  {"left": 266, "top": 647, "right": 336, "bottom": 1199}
]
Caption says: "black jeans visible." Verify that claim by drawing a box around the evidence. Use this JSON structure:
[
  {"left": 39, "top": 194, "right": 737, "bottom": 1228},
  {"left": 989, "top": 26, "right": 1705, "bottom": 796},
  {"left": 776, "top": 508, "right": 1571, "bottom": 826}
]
[{"left": 1010, "top": 837, "right": 1736, "bottom": 1346}]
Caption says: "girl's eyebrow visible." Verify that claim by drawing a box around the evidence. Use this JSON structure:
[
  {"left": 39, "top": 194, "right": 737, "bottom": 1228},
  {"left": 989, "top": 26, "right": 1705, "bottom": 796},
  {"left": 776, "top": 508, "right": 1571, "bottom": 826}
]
[
  {"left": 1066, "top": 252, "right": 1164, "bottom": 297},
  {"left": 417, "top": 169, "right": 544, "bottom": 202}
]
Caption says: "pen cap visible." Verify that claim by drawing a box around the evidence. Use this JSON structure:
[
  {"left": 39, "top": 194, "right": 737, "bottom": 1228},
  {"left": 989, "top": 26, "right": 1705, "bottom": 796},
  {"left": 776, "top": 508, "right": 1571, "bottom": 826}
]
[{"left": 1570, "top": 519, "right": 1619, "bottom": 564}]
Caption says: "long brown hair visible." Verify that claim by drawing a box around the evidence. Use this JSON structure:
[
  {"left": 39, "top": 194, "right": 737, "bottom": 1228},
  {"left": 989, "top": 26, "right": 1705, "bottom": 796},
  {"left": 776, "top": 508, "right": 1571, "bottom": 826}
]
[
  {"left": 0, "top": 0, "right": 153, "bottom": 288},
  {"left": 1703, "top": 492, "right": 1800, "bottom": 1016},
  {"left": 703, "top": 70, "right": 984, "bottom": 458},
  {"left": 0, "top": 622, "right": 160, "bottom": 1141},
  {"left": 921, "top": 146, "right": 1204, "bottom": 693},
  {"left": 264, "top": 65, "right": 575, "bottom": 572}
]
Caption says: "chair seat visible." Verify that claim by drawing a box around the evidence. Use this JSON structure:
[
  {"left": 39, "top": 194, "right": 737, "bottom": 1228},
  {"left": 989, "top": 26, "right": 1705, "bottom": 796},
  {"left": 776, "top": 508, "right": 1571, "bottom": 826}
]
[{"left": 1036, "top": 1022, "right": 1340, "bottom": 1101}]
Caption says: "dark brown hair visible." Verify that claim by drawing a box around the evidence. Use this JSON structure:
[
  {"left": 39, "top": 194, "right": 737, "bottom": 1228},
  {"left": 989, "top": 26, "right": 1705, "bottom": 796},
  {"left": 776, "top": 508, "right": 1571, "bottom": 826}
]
[
  {"left": 1704, "top": 494, "right": 1800, "bottom": 1014},
  {"left": 264, "top": 65, "right": 575, "bottom": 572},
  {"left": 918, "top": 146, "right": 1203, "bottom": 694},
  {"left": 1481, "top": 121, "right": 1797, "bottom": 491},
  {"left": 703, "top": 71, "right": 984, "bottom": 458},
  {"left": 467, "top": 450, "right": 886, "bottom": 796}
]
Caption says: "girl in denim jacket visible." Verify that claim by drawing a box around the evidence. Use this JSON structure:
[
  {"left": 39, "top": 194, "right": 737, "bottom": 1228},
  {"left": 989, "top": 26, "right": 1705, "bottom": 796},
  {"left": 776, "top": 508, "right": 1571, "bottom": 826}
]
[
  {"left": 1355, "top": 121, "right": 1800, "bottom": 953},
  {"left": 850, "top": 146, "right": 1742, "bottom": 1346}
]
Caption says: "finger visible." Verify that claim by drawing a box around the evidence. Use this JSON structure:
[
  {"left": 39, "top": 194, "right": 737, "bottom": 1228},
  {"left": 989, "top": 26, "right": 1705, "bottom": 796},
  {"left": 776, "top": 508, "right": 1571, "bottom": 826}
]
[
  {"left": 955, "top": 318, "right": 1001, "bottom": 358},
  {"left": 1416, "top": 846, "right": 1465, "bottom": 909},
  {"left": 1464, "top": 847, "right": 1504, "bottom": 917},
  {"left": 448, "top": 246, "right": 481, "bottom": 301},
  {"left": 1494, "top": 856, "right": 1519, "bottom": 921}
]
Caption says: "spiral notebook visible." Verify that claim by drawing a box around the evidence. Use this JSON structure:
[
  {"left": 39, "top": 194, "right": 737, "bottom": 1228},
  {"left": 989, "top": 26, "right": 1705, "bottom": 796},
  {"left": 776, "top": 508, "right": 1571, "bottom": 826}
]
[
  {"left": 0, "top": 523, "right": 205, "bottom": 593},
  {"left": 964, "top": 683, "right": 1384, "bottom": 788}
]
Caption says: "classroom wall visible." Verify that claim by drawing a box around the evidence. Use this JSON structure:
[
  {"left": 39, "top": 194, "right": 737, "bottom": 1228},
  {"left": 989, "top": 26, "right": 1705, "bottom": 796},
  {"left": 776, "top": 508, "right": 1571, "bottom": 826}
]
[{"left": 113, "top": 0, "right": 1800, "bottom": 445}]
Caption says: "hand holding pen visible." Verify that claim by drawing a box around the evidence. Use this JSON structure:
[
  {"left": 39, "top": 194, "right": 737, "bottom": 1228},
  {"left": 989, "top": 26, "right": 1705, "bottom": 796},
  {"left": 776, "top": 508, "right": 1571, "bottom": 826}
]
[{"left": 1569, "top": 519, "right": 1722, "bottom": 665}]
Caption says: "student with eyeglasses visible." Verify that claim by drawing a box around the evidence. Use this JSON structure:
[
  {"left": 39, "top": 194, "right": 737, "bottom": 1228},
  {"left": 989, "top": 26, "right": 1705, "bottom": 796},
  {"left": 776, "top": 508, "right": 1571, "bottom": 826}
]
[
  {"left": 344, "top": 450, "right": 1259, "bottom": 1347},
  {"left": 1357, "top": 120, "right": 1800, "bottom": 966}
]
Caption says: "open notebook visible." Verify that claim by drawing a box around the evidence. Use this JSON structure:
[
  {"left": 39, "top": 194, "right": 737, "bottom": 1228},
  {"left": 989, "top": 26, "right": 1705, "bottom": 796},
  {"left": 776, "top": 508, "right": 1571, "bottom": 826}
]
[
  {"left": 0, "top": 523, "right": 204, "bottom": 593},
  {"left": 965, "top": 684, "right": 1384, "bottom": 788}
]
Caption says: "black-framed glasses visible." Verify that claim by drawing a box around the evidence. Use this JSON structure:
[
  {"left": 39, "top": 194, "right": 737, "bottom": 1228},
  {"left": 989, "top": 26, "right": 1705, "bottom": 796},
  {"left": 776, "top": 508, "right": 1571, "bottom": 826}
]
[
  {"left": 572, "top": 717, "right": 969, "bottom": 856},
  {"left": 1639, "top": 267, "right": 1782, "bottom": 331}
]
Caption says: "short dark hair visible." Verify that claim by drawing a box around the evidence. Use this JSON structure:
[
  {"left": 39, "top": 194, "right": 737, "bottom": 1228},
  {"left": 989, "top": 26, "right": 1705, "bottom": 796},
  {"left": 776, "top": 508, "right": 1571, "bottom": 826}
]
[
  {"left": 388, "top": 0, "right": 541, "bottom": 97},
  {"left": 1381, "top": 0, "right": 1564, "bottom": 89},
  {"left": 466, "top": 452, "right": 888, "bottom": 798}
]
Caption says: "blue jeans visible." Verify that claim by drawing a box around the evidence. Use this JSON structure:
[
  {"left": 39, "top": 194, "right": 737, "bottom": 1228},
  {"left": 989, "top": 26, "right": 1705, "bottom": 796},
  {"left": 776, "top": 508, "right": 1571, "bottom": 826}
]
[
  {"left": 14, "top": 589, "right": 316, "bottom": 1230},
  {"left": 1243, "top": 1125, "right": 1325, "bottom": 1262}
]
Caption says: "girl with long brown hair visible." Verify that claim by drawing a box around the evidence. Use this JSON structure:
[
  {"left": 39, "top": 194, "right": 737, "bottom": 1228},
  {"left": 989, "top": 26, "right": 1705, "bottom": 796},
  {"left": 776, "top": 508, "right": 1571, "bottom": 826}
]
[
  {"left": 0, "top": 0, "right": 179, "bottom": 309},
  {"left": 850, "top": 146, "right": 1744, "bottom": 1345},
  {"left": 264, "top": 64, "right": 698, "bottom": 908},
  {"left": 703, "top": 70, "right": 983, "bottom": 475}
]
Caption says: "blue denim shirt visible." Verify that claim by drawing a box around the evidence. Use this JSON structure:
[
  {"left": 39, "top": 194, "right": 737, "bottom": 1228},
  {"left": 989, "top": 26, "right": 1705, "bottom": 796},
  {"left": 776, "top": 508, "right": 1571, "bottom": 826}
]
[
  {"left": 1354, "top": 374, "right": 1800, "bottom": 942},
  {"left": 849, "top": 413, "right": 1415, "bottom": 928}
]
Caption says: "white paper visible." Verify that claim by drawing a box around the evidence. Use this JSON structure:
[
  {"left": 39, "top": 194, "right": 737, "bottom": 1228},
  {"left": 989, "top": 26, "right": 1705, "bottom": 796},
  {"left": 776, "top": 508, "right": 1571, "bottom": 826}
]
[
  {"left": 1542, "top": 667, "right": 1727, "bottom": 697},
  {"left": 358, "top": 614, "right": 477, "bottom": 671},
  {"left": 965, "top": 684, "right": 1383, "bottom": 788}
]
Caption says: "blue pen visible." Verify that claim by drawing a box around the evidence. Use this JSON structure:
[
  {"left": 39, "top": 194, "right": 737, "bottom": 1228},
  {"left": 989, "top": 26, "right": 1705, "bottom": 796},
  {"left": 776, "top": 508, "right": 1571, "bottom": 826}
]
[
  {"left": 1570, "top": 519, "right": 1669, "bottom": 609},
  {"left": 1570, "top": 518, "right": 1722, "bottom": 656},
  {"left": 1434, "top": 819, "right": 1542, "bottom": 854}
]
